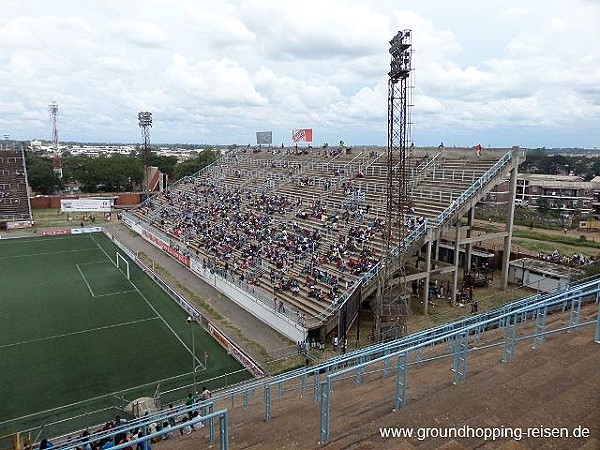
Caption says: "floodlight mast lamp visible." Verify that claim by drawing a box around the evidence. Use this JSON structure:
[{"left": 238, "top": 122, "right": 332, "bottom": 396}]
[{"left": 138, "top": 111, "right": 152, "bottom": 199}]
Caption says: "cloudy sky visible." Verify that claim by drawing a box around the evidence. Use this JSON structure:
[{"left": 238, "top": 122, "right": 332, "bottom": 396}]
[{"left": 1, "top": 0, "right": 599, "bottom": 148}]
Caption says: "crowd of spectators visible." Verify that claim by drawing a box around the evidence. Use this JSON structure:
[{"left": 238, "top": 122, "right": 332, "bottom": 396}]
[
  {"left": 135, "top": 146, "right": 487, "bottom": 322},
  {"left": 536, "top": 250, "right": 596, "bottom": 267},
  {"left": 139, "top": 171, "right": 393, "bottom": 319},
  {"left": 62, "top": 393, "right": 214, "bottom": 450}
]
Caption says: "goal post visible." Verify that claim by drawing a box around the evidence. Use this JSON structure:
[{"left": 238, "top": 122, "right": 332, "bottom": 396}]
[{"left": 116, "top": 252, "right": 130, "bottom": 280}]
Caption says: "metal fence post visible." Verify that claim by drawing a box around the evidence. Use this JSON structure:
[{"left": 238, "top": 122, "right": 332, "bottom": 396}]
[
  {"left": 264, "top": 384, "right": 271, "bottom": 421},
  {"left": 502, "top": 314, "right": 518, "bottom": 362},
  {"left": 453, "top": 333, "right": 468, "bottom": 384},
  {"left": 394, "top": 351, "right": 409, "bottom": 411},
  {"left": 319, "top": 378, "right": 331, "bottom": 444}
]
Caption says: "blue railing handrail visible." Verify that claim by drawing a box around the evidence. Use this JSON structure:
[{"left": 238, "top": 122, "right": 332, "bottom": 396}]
[
  {"left": 271, "top": 276, "right": 600, "bottom": 391},
  {"left": 357, "top": 218, "right": 429, "bottom": 294},
  {"left": 328, "top": 278, "right": 599, "bottom": 382},
  {"left": 408, "top": 151, "right": 441, "bottom": 191}
]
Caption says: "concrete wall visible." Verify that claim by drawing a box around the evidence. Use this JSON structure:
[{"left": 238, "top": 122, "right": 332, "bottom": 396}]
[
  {"left": 30, "top": 192, "right": 141, "bottom": 209},
  {"left": 508, "top": 265, "right": 569, "bottom": 293},
  {"left": 190, "top": 263, "right": 307, "bottom": 343}
]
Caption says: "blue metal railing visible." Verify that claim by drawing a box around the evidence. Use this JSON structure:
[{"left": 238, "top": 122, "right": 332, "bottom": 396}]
[
  {"left": 318, "top": 277, "right": 600, "bottom": 442},
  {"left": 270, "top": 277, "right": 600, "bottom": 418}
]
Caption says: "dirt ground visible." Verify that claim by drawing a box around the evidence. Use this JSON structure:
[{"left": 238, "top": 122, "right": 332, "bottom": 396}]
[{"left": 152, "top": 303, "right": 599, "bottom": 450}]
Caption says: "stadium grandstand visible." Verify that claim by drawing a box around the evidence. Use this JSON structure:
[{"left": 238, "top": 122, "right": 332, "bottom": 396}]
[
  {"left": 0, "top": 146, "right": 33, "bottom": 229},
  {"left": 123, "top": 144, "right": 524, "bottom": 344}
]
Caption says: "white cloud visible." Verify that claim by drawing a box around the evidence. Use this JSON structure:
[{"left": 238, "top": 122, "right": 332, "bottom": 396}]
[
  {"left": 189, "top": 9, "right": 256, "bottom": 48},
  {"left": 0, "top": 0, "right": 598, "bottom": 147},
  {"left": 110, "top": 20, "right": 166, "bottom": 48}
]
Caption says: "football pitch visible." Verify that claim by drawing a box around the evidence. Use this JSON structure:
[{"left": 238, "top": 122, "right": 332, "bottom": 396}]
[{"left": 0, "top": 232, "right": 250, "bottom": 435}]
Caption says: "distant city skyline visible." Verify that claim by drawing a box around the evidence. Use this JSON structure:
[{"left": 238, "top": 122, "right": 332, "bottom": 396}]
[{"left": 1, "top": 0, "right": 599, "bottom": 148}]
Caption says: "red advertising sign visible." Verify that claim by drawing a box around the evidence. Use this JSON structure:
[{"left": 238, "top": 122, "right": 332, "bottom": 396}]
[
  {"left": 207, "top": 323, "right": 264, "bottom": 377},
  {"left": 41, "top": 229, "right": 71, "bottom": 236},
  {"left": 292, "top": 128, "right": 313, "bottom": 143},
  {"left": 142, "top": 230, "right": 190, "bottom": 267}
]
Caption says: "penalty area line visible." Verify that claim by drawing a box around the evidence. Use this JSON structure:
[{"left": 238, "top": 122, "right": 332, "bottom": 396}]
[{"left": 89, "top": 233, "right": 203, "bottom": 366}]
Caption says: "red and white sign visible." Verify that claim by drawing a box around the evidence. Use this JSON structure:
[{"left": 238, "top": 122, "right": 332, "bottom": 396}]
[
  {"left": 41, "top": 228, "right": 71, "bottom": 236},
  {"left": 292, "top": 128, "right": 313, "bottom": 143},
  {"left": 207, "top": 323, "right": 265, "bottom": 377},
  {"left": 142, "top": 230, "right": 190, "bottom": 267}
]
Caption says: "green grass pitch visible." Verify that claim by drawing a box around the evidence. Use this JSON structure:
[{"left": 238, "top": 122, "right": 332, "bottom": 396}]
[{"left": 0, "top": 232, "right": 250, "bottom": 435}]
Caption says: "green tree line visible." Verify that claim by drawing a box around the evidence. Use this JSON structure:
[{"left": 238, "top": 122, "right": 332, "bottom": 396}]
[
  {"left": 519, "top": 151, "right": 600, "bottom": 180},
  {"left": 26, "top": 148, "right": 219, "bottom": 195}
]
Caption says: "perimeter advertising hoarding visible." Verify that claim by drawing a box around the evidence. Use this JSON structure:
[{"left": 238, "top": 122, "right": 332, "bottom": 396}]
[
  {"left": 256, "top": 131, "right": 273, "bottom": 145},
  {"left": 292, "top": 128, "right": 313, "bottom": 143},
  {"left": 60, "top": 198, "right": 112, "bottom": 212}
]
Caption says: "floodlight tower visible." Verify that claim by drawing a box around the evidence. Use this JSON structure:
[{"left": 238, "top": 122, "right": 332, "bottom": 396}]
[
  {"left": 138, "top": 111, "right": 153, "bottom": 198},
  {"left": 49, "top": 102, "right": 59, "bottom": 153},
  {"left": 374, "top": 29, "right": 413, "bottom": 341}
]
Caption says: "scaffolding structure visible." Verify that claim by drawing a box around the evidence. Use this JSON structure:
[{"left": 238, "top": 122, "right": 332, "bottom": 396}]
[{"left": 374, "top": 30, "right": 413, "bottom": 341}]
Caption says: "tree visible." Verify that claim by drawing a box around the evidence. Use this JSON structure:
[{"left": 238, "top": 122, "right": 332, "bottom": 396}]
[
  {"left": 25, "top": 154, "right": 62, "bottom": 194},
  {"left": 536, "top": 197, "right": 551, "bottom": 214},
  {"left": 64, "top": 155, "right": 143, "bottom": 192},
  {"left": 173, "top": 148, "right": 219, "bottom": 180},
  {"left": 147, "top": 154, "right": 177, "bottom": 178}
]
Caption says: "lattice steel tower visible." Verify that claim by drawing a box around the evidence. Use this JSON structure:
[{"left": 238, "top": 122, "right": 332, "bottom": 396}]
[
  {"left": 138, "top": 111, "right": 153, "bottom": 197},
  {"left": 374, "top": 30, "right": 413, "bottom": 341},
  {"left": 49, "top": 101, "right": 59, "bottom": 153}
]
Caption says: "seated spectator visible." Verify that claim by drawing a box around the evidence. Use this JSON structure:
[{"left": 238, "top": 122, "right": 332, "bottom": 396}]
[
  {"left": 39, "top": 439, "right": 53, "bottom": 449},
  {"left": 180, "top": 417, "right": 192, "bottom": 435}
]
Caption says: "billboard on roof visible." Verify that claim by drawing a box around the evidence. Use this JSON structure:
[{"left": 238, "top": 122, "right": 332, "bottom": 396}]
[
  {"left": 292, "top": 128, "right": 313, "bottom": 143},
  {"left": 256, "top": 131, "right": 273, "bottom": 145}
]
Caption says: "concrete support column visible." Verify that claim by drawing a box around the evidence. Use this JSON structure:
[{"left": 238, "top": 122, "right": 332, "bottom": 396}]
[
  {"left": 433, "top": 233, "right": 441, "bottom": 270},
  {"left": 451, "top": 221, "right": 461, "bottom": 307},
  {"left": 501, "top": 166, "right": 518, "bottom": 289},
  {"left": 465, "top": 207, "right": 474, "bottom": 271},
  {"left": 422, "top": 236, "right": 433, "bottom": 315}
]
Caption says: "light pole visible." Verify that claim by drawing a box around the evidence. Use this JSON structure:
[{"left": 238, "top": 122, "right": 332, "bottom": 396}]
[
  {"left": 138, "top": 111, "right": 152, "bottom": 200},
  {"left": 187, "top": 315, "right": 197, "bottom": 393}
]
